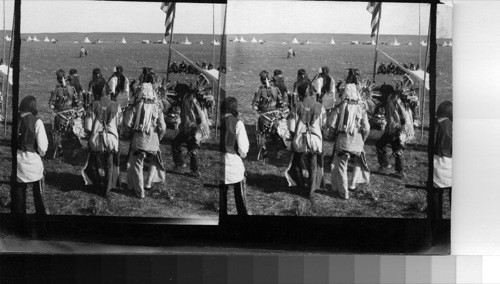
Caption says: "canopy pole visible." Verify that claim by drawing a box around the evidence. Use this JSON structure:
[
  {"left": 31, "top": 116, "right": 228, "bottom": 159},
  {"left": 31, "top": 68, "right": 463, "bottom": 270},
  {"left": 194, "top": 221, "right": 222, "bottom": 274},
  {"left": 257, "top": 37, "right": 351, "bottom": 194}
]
[
  {"left": 371, "top": 5, "right": 382, "bottom": 83},
  {"left": 421, "top": 17, "right": 431, "bottom": 139},
  {"left": 215, "top": 4, "right": 226, "bottom": 141},
  {"left": 4, "top": 13, "right": 13, "bottom": 136},
  {"left": 166, "top": 6, "right": 176, "bottom": 83},
  {"left": 2, "top": 0, "right": 6, "bottom": 135}
]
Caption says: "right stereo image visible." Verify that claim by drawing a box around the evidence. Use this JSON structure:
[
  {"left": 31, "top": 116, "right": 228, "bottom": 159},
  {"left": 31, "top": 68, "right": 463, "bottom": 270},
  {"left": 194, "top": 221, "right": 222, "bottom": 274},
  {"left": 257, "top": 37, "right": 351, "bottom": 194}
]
[{"left": 222, "top": 0, "right": 452, "bottom": 219}]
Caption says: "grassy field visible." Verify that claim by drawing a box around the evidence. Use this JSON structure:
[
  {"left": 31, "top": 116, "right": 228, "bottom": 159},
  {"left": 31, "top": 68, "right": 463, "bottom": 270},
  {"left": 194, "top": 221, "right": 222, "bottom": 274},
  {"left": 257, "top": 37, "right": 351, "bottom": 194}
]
[
  {"left": 0, "top": 35, "right": 223, "bottom": 218},
  {"left": 225, "top": 35, "right": 452, "bottom": 218}
]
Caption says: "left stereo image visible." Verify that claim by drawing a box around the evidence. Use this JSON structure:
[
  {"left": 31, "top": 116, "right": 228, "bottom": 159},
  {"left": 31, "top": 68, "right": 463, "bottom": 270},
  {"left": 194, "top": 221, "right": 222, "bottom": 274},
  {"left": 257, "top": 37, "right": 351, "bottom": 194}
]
[{"left": 0, "top": 1, "right": 226, "bottom": 221}]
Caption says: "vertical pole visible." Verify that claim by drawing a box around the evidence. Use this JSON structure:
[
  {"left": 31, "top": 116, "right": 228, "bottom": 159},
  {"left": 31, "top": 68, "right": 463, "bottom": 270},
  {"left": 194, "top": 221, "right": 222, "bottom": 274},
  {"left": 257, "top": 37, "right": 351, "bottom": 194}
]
[
  {"left": 11, "top": 0, "right": 20, "bottom": 215},
  {"left": 426, "top": 1, "right": 438, "bottom": 245},
  {"left": 215, "top": 4, "right": 226, "bottom": 141},
  {"left": 4, "top": 14, "right": 13, "bottom": 136},
  {"left": 371, "top": 5, "right": 382, "bottom": 83},
  {"left": 166, "top": 6, "right": 176, "bottom": 83},
  {"left": 422, "top": 20, "right": 431, "bottom": 139},
  {"left": 419, "top": 3, "right": 422, "bottom": 69},
  {"left": 2, "top": 0, "right": 6, "bottom": 135}
]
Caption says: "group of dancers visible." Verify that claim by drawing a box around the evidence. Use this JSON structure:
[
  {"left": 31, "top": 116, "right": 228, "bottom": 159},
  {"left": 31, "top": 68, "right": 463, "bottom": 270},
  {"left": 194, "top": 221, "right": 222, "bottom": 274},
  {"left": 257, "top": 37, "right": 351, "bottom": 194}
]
[
  {"left": 14, "top": 65, "right": 212, "bottom": 217},
  {"left": 220, "top": 66, "right": 452, "bottom": 215}
]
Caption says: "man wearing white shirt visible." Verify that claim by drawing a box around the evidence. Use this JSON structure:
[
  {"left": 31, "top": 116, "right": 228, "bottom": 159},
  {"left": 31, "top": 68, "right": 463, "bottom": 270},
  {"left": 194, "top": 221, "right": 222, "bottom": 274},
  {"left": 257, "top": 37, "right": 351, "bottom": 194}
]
[
  {"left": 220, "top": 97, "right": 249, "bottom": 216},
  {"left": 13, "top": 96, "right": 49, "bottom": 215}
]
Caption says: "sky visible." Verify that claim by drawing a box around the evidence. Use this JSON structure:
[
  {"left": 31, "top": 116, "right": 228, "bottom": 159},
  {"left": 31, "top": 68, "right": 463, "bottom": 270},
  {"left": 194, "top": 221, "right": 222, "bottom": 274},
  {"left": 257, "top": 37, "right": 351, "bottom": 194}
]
[
  {"left": 2, "top": 1, "right": 225, "bottom": 34},
  {"left": 227, "top": 1, "right": 453, "bottom": 38}
]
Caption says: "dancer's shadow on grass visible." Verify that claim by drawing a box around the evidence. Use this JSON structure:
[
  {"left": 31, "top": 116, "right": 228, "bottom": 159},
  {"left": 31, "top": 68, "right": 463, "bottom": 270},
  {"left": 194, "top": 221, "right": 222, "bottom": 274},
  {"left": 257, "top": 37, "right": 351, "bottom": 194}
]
[{"left": 245, "top": 172, "right": 299, "bottom": 196}]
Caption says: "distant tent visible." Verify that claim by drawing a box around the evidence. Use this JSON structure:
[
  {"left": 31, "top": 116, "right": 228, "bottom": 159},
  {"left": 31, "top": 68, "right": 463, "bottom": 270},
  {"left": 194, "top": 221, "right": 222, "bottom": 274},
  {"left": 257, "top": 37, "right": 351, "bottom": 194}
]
[
  {"left": 182, "top": 37, "right": 192, "bottom": 45},
  {"left": 142, "top": 39, "right": 150, "bottom": 44},
  {"left": 441, "top": 41, "right": 448, "bottom": 47},
  {"left": 448, "top": 41, "right": 452, "bottom": 47},
  {"left": 211, "top": 39, "right": 220, "bottom": 46},
  {"left": 258, "top": 39, "right": 264, "bottom": 44},
  {"left": 330, "top": 38, "right": 336, "bottom": 44},
  {"left": 291, "top": 37, "right": 299, "bottom": 44},
  {"left": 199, "top": 41, "right": 204, "bottom": 45},
  {"left": 251, "top": 37, "right": 257, "bottom": 43},
  {"left": 97, "top": 38, "right": 103, "bottom": 43},
  {"left": 26, "top": 36, "right": 32, "bottom": 42},
  {"left": 239, "top": 36, "right": 246, "bottom": 43},
  {"left": 420, "top": 40, "right": 427, "bottom": 46},
  {"left": 121, "top": 37, "right": 127, "bottom": 44},
  {"left": 408, "top": 41, "right": 413, "bottom": 46},
  {"left": 5, "top": 35, "right": 11, "bottom": 41},
  {"left": 233, "top": 36, "right": 239, "bottom": 42},
  {"left": 83, "top": 36, "right": 91, "bottom": 43},
  {"left": 371, "top": 39, "right": 376, "bottom": 45},
  {"left": 44, "top": 36, "right": 50, "bottom": 42},
  {"left": 162, "top": 38, "right": 167, "bottom": 44},
  {"left": 74, "top": 41, "right": 79, "bottom": 44},
  {"left": 51, "top": 38, "right": 56, "bottom": 43},
  {"left": 391, "top": 38, "right": 400, "bottom": 46},
  {"left": 282, "top": 42, "right": 287, "bottom": 45},
  {"left": 305, "top": 40, "right": 311, "bottom": 44},
  {"left": 33, "top": 36, "right": 40, "bottom": 42},
  {"left": 351, "top": 40, "right": 359, "bottom": 45}
]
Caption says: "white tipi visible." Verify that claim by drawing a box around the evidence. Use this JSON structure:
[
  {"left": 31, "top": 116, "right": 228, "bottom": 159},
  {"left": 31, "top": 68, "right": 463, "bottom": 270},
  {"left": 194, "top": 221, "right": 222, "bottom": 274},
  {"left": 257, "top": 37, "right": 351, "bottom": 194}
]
[
  {"left": 408, "top": 41, "right": 413, "bottom": 46},
  {"left": 162, "top": 38, "right": 168, "bottom": 44},
  {"left": 291, "top": 36, "right": 299, "bottom": 44},
  {"left": 33, "top": 36, "right": 40, "bottom": 42},
  {"left": 441, "top": 41, "right": 448, "bottom": 47},
  {"left": 448, "top": 41, "right": 452, "bottom": 47},
  {"left": 83, "top": 36, "right": 91, "bottom": 43},
  {"left": 391, "top": 38, "right": 400, "bottom": 46},
  {"left": 420, "top": 40, "right": 427, "bottom": 46},
  {"left": 251, "top": 36, "right": 257, "bottom": 43},
  {"left": 182, "top": 37, "right": 192, "bottom": 45},
  {"left": 211, "top": 39, "right": 220, "bottom": 46},
  {"left": 330, "top": 38, "right": 336, "bottom": 44},
  {"left": 239, "top": 36, "right": 246, "bottom": 43},
  {"left": 26, "top": 36, "right": 32, "bottom": 42},
  {"left": 121, "top": 37, "right": 127, "bottom": 44},
  {"left": 371, "top": 39, "right": 376, "bottom": 45},
  {"left": 97, "top": 38, "right": 103, "bottom": 43},
  {"left": 199, "top": 41, "right": 204, "bottom": 45},
  {"left": 44, "top": 36, "right": 50, "bottom": 42},
  {"left": 258, "top": 39, "right": 264, "bottom": 44},
  {"left": 233, "top": 36, "right": 239, "bottom": 42},
  {"left": 5, "top": 35, "right": 11, "bottom": 41}
]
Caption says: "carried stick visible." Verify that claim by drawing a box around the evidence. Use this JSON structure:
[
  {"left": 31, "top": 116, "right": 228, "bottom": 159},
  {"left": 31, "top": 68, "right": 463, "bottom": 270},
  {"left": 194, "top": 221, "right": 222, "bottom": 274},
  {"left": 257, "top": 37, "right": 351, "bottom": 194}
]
[
  {"left": 165, "top": 6, "right": 176, "bottom": 83},
  {"left": 371, "top": 5, "right": 382, "bottom": 83}
]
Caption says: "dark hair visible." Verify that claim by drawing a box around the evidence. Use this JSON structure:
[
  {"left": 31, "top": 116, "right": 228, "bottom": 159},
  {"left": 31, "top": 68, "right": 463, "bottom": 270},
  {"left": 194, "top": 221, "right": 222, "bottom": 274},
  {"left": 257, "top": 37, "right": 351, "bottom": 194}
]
[
  {"left": 273, "top": 69, "right": 282, "bottom": 76},
  {"left": 223, "top": 96, "right": 239, "bottom": 117},
  {"left": 321, "top": 66, "right": 329, "bottom": 75},
  {"left": 259, "top": 70, "right": 269, "bottom": 83},
  {"left": 142, "top": 74, "right": 154, "bottom": 84},
  {"left": 92, "top": 68, "right": 102, "bottom": 80},
  {"left": 56, "top": 69, "right": 65, "bottom": 79},
  {"left": 19, "top": 95, "right": 37, "bottom": 116},
  {"left": 296, "top": 69, "right": 307, "bottom": 81},
  {"left": 69, "top": 69, "right": 78, "bottom": 76},
  {"left": 114, "top": 65, "right": 126, "bottom": 93},
  {"left": 436, "top": 100, "right": 452, "bottom": 120}
]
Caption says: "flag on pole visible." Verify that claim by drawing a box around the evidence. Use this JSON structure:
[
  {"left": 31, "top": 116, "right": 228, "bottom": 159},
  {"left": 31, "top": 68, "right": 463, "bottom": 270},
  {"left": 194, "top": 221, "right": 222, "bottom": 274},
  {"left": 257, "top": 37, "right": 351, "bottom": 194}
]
[
  {"left": 367, "top": 2, "right": 381, "bottom": 38},
  {"left": 161, "top": 2, "right": 176, "bottom": 36}
]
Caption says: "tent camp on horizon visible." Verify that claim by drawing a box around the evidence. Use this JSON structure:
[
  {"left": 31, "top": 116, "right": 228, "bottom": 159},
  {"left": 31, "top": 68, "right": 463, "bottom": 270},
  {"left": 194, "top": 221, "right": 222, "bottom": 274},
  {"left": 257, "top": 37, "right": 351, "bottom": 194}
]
[
  {"left": 26, "top": 36, "right": 32, "bottom": 42},
  {"left": 441, "top": 41, "right": 448, "bottom": 47},
  {"left": 142, "top": 39, "right": 150, "bottom": 44},
  {"left": 44, "top": 36, "right": 50, "bottom": 42},
  {"left": 211, "top": 39, "right": 220, "bottom": 46},
  {"left": 448, "top": 41, "right": 452, "bottom": 47},
  {"left": 408, "top": 41, "right": 413, "bottom": 46},
  {"left": 4, "top": 35, "right": 11, "bottom": 41},
  {"left": 391, "top": 38, "right": 400, "bottom": 46},
  {"left": 233, "top": 36, "right": 239, "bottom": 42},
  {"left": 83, "top": 36, "right": 91, "bottom": 43},
  {"left": 121, "top": 37, "right": 127, "bottom": 44},
  {"left": 97, "top": 38, "right": 103, "bottom": 43},
  {"left": 291, "top": 36, "right": 299, "bottom": 44},
  {"left": 239, "top": 36, "right": 247, "bottom": 43},
  {"left": 258, "top": 39, "right": 264, "bottom": 44},
  {"left": 330, "top": 38, "right": 335, "bottom": 44},
  {"left": 420, "top": 40, "right": 427, "bottom": 46},
  {"left": 33, "top": 36, "right": 39, "bottom": 42},
  {"left": 199, "top": 41, "right": 204, "bottom": 45},
  {"left": 251, "top": 37, "right": 257, "bottom": 43},
  {"left": 162, "top": 38, "right": 167, "bottom": 44}
]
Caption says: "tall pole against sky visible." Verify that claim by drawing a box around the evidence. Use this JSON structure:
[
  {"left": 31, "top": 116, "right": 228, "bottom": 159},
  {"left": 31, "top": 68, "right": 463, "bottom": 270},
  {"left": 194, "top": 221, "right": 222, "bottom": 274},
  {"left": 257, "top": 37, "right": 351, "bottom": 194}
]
[{"left": 2, "top": 0, "right": 5, "bottom": 132}]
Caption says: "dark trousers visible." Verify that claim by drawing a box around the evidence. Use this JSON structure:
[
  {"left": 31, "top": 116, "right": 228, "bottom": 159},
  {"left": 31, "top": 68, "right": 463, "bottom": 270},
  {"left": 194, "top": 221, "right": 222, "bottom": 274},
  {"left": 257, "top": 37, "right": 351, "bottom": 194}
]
[
  {"left": 220, "top": 181, "right": 248, "bottom": 216},
  {"left": 289, "top": 152, "right": 323, "bottom": 196},
  {"left": 83, "top": 151, "right": 120, "bottom": 196},
  {"left": 10, "top": 179, "right": 47, "bottom": 215},
  {"left": 172, "top": 130, "right": 199, "bottom": 172},
  {"left": 376, "top": 132, "right": 405, "bottom": 173}
]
